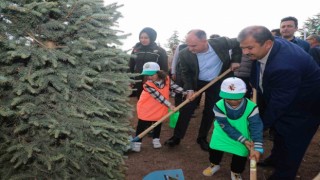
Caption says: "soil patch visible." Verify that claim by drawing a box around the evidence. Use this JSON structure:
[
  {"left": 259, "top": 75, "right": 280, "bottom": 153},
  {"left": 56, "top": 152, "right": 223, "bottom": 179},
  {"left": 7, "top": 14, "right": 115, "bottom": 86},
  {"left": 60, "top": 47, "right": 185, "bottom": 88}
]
[{"left": 124, "top": 96, "right": 320, "bottom": 180}]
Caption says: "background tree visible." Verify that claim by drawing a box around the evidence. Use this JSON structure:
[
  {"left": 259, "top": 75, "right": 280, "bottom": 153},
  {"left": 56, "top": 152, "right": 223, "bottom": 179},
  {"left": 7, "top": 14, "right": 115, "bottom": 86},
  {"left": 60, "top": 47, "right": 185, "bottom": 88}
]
[
  {"left": 0, "top": 0, "right": 134, "bottom": 179},
  {"left": 166, "top": 30, "right": 181, "bottom": 50},
  {"left": 299, "top": 13, "right": 320, "bottom": 37}
]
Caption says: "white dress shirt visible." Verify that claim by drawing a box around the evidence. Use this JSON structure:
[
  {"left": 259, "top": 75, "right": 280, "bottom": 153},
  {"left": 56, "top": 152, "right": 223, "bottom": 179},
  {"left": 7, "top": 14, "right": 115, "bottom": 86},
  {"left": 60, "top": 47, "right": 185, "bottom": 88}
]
[{"left": 257, "top": 46, "right": 272, "bottom": 92}]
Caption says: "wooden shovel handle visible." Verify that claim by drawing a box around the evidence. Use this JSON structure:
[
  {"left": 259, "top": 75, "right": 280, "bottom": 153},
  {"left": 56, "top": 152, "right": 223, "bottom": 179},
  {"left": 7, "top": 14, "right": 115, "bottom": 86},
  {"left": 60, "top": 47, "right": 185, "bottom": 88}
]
[
  {"left": 132, "top": 68, "right": 232, "bottom": 142},
  {"left": 250, "top": 88, "right": 257, "bottom": 180},
  {"left": 313, "top": 172, "right": 320, "bottom": 180}
]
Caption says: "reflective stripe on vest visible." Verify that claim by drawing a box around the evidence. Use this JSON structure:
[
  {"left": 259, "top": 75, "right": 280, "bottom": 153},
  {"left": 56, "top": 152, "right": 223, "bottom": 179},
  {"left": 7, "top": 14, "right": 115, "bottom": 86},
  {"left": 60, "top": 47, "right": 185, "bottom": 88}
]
[
  {"left": 137, "top": 77, "right": 170, "bottom": 121},
  {"left": 209, "top": 99, "right": 256, "bottom": 157}
]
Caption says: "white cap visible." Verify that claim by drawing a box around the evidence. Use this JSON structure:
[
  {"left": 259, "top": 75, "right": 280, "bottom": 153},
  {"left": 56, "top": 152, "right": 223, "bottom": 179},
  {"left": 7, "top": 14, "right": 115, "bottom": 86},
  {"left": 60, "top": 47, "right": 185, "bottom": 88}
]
[
  {"left": 219, "top": 77, "right": 246, "bottom": 99},
  {"left": 141, "top": 62, "right": 160, "bottom": 75}
]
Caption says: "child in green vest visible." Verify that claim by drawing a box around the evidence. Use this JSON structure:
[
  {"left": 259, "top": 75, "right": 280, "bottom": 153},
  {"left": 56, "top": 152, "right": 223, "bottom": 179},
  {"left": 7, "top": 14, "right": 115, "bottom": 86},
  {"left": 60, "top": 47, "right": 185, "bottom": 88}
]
[{"left": 202, "top": 77, "right": 263, "bottom": 180}]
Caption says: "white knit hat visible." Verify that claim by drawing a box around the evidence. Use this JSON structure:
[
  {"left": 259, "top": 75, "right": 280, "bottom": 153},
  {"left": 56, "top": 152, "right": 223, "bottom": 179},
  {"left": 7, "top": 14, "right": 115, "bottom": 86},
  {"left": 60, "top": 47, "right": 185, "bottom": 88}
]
[
  {"left": 141, "top": 62, "right": 160, "bottom": 75},
  {"left": 219, "top": 77, "right": 247, "bottom": 99}
]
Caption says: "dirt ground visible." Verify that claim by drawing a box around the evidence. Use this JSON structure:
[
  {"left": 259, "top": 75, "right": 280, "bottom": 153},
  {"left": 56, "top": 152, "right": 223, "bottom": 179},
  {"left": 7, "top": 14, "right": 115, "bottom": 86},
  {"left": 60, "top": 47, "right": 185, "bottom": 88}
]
[{"left": 124, "top": 96, "right": 320, "bottom": 180}]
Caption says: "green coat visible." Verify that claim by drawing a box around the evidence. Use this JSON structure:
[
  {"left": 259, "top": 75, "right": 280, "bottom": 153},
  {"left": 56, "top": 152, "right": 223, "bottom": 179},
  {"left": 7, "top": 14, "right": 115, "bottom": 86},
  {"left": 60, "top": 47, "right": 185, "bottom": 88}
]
[{"left": 179, "top": 37, "right": 242, "bottom": 90}]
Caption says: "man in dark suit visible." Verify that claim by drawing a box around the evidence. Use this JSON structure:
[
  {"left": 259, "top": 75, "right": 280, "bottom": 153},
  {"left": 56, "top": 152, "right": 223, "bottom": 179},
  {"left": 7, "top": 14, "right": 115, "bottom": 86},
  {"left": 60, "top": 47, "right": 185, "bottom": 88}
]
[
  {"left": 238, "top": 25, "right": 320, "bottom": 180},
  {"left": 165, "top": 29, "right": 242, "bottom": 151}
]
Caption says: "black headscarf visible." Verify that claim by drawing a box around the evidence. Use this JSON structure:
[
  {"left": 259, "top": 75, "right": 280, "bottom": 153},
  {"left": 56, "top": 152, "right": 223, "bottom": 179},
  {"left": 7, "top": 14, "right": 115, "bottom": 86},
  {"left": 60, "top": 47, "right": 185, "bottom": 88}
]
[{"left": 139, "top": 27, "right": 157, "bottom": 43}]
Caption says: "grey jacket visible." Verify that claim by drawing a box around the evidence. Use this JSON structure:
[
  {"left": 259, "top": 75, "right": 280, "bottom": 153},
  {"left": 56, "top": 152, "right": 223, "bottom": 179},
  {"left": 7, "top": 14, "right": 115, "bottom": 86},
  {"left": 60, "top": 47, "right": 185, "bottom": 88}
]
[{"left": 234, "top": 56, "right": 253, "bottom": 78}]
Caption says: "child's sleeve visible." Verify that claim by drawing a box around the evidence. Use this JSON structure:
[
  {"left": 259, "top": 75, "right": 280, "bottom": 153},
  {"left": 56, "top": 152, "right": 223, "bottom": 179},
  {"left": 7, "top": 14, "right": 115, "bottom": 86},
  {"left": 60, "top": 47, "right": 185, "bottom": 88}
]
[
  {"left": 170, "top": 78, "right": 185, "bottom": 94},
  {"left": 248, "top": 106, "right": 264, "bottom": 154},
  {"left": 143, "top": 83, "right": 171, "bottom": 107},
  {"left": 214, "top": 106, "right": 248, "bottom": 143}
]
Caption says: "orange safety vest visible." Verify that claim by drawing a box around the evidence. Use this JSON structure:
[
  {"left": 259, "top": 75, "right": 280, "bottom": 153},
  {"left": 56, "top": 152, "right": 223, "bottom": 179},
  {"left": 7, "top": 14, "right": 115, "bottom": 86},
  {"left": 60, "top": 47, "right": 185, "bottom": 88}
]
[{"left": 137, "top": 77, "right": 170, "bottom": 121}]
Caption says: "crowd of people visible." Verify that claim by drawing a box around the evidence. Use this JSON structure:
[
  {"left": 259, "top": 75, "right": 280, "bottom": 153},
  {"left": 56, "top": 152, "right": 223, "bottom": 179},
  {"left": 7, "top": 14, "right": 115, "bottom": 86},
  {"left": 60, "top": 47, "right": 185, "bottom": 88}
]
[{"left": 128, "top": 16, "right": 320, "bottom": 180}]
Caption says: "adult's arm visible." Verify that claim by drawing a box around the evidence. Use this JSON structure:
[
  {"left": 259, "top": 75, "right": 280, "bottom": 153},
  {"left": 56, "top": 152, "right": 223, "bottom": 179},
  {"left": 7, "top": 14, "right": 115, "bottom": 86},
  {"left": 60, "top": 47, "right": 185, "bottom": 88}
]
[
  {"left": 227, "top": 38, "right": 242, "bottom": 64},
  {"left": 179, "top": 50, "right": 196, "bottom": 91},
  {"left": 211, "top": 37, "right": 241, "bottom": 72}
]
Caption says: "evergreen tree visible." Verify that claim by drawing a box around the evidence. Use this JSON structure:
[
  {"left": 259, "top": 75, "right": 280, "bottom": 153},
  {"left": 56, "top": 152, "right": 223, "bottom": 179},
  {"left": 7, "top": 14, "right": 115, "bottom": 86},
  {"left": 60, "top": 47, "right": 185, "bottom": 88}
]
[
  {"left": 0, "top": 0, "right": 134, "bottom": 179},
  {"left": 300, "top": 13, "right": 320, "bottom": 36},
  {"left": 166, "top": 30, "right": 181, "bottom": 50}
]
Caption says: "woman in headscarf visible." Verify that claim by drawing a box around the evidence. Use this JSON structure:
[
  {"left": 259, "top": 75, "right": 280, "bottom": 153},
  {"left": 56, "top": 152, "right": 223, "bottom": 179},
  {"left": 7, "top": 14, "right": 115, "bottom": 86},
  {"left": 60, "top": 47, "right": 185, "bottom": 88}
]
[{"left": 129, "top": 27, "right": 168, "bottom": 99}]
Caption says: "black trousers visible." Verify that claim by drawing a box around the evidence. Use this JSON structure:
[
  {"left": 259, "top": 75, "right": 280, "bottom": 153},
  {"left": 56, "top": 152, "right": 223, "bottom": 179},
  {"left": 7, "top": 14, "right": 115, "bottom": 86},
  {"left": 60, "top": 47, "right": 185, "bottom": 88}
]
[
  {"left": 209, "top": 148, "right": 247, "bottom": 173},
  {"left": 173, "top": 79, "right": 221, "bottom": 140},
  {"left": 174, "top": 93, "right": 184, "bottom": 106},
  {"left": 135, "top": 119, "right": 162, "bottom": 142},
  {"left": 267, "top": 118, "right": 319, "bottom": 180}
]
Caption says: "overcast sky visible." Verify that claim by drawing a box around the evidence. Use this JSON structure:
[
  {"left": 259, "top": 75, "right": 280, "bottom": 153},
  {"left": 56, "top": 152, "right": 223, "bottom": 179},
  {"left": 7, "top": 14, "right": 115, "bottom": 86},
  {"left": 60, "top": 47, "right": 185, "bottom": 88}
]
[{"left": 105, "top": 0, "right": 320, "bottom": 51}]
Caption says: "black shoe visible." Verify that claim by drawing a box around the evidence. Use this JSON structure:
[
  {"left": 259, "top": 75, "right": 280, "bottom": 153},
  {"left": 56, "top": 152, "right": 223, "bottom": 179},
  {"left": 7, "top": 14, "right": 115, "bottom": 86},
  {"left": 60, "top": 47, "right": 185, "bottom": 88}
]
[
  {"left": 257, "top": 157, "right": 275, "bottom": 167},
  {"left": 164, "top": 136, "right": 180, "bottom": 147},
  {"left": 197, "top": 138, "right": 209, "bottom": 151}
]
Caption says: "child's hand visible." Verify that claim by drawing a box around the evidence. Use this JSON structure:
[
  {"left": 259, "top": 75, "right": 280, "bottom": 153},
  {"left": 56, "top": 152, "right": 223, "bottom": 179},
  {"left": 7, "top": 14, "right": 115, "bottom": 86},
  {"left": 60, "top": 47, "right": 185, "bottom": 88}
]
[
  {"left": 249, "top": 149, "right": 261, "bottom": 162},
  {"left": 169, "top": 105, "right": 175, "bottom": 111},
  {"left": 244, "top": 140, "right": 253, "bottom": 150},
  {"left": 187, "top": 91, "right": 196, "bottom": 101}
]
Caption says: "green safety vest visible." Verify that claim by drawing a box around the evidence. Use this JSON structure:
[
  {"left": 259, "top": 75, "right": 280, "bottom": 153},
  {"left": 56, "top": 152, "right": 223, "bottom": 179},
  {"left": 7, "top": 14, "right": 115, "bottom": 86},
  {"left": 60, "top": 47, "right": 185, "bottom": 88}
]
[{"left": 209, "top": 99, "right": 256, "bottom": 157}]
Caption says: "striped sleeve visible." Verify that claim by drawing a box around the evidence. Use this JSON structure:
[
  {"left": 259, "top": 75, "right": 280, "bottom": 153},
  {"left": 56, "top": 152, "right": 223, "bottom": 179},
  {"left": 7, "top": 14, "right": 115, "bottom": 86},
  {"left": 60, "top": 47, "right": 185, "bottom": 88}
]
[
  {"left": 170, "top": 79, "right": 184, "bottom": 93},
  {"left": 248, "top": 106, "right": 264, "bottom": 153},
  {"left": 144, "top": 83, "right": 171, "bottom": 107}
]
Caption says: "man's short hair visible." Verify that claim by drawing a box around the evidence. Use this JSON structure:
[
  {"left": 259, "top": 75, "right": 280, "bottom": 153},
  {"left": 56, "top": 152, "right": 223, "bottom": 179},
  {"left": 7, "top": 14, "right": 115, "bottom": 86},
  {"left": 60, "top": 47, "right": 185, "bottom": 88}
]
[
  {"left": 308, "top": 34, "right": 320, "bottom": 43},
  {"left": 237, "top": 26, "right": 274, "bottom": 45},
  {"left": 188, "top": 29, "right": 207, "bottom": 40},
  {"left": 281, "top": 16, "right": 298, "bottom": 27}
]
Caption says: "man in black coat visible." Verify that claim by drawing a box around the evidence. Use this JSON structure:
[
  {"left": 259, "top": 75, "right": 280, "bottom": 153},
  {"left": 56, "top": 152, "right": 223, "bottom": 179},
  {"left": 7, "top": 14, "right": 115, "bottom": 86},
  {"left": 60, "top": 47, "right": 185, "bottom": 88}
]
[{"left": 165, "top": 29, "right": 241, "bottom": 151}]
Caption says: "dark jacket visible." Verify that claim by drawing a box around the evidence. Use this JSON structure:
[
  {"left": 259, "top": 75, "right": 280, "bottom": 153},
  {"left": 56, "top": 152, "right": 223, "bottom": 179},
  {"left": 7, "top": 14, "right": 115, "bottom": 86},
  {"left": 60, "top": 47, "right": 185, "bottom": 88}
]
[
  {"left": 129, "top": 42, "right": 168, "bottom": 73},
  {"left": 174, "top": 44, "right": 188, "bottom": 86},
  {"left": 179, "top": 37, "right": 242, "bottom": 90},
  {"left": 250, "top": 37, "right": 320, "bottom": 133},
  {"left": 290, "top": 36, "right": 310, "bottom": 53},
  {"left": 309, "top": 45, "right": 320, "bottom": 65}
]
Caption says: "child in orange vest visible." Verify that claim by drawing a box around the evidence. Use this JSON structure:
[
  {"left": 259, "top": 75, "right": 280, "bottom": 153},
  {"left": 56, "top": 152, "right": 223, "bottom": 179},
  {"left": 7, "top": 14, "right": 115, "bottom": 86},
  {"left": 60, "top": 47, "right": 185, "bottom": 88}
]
[{"left": 132, "top": 62, "right": 185, "bottom": 152}]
